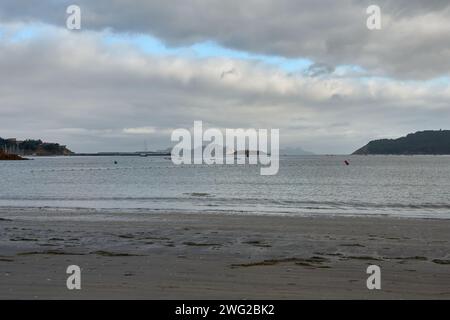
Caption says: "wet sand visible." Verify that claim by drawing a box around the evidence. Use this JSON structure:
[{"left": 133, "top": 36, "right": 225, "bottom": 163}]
[{"left": 1, "top": 208, "right": 449, "bottom": 299}]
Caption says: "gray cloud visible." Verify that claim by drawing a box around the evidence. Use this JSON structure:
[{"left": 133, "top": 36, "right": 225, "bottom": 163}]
[
  {"left": 1, "top": 0, "right": 450, "bottom": 79},
  {"left": 304, "top": 63, "right": 335, "bottom": 77}
]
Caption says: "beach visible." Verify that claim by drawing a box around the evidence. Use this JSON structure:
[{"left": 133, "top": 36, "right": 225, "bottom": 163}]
[{"left": 1, "top": 208, "right": 449, "bottom": 299}]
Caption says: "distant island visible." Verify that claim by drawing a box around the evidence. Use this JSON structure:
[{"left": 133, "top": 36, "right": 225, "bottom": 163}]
[
  {"left": 353, "top": 130, "right": 450, "bottom": 155},
  {"left": 0, "top": 137, "right": 73, "bottom": 156}
]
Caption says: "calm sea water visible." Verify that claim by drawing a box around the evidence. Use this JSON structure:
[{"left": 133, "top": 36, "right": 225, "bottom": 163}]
[{"left": 1, "top": 155, "right": 449, "bottom": 218}]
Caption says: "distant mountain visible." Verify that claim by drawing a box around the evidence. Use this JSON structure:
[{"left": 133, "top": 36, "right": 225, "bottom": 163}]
[
  {"left": 280, "top": 147, "right": 314, "bottom": 155},
  {"left": 353, "top": 130, "right": 450, "bottom": 155},
  {"left": 0, "top": 137, "right": 73, "bottom": 156}
]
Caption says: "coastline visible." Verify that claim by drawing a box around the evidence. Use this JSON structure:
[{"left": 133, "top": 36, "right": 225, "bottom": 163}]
[{"left": 1, "top": 208, "right": 449, "bottom": 299}]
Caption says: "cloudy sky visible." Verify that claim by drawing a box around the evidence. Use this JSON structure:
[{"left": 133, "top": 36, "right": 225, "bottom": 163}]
[{"left": 0, "top": 0, "right": 449, "bottom": 154}]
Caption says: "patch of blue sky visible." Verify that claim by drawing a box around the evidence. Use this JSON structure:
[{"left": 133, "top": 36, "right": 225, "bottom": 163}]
[
  {"left": 104, "top": 33, "right": 171, "bottom": 54},
  {"left": 0, "top": 24, "right": 40, "bottom": 43},
  {"left": 8, "top": 25, "right": 39, "bottom": 42},
  {"left": 103, "top": 32, "right": 313, "bottom": 73},
  {"left": 190, "top": 41, "right": 313, "bottom": 72},
  {"left": 425, "top": 76, "right": 450, "bottom": 87}
]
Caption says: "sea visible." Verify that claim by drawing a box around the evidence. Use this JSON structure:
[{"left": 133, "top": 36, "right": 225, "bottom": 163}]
[{"left": 1, "top": 155, "right": 449, "bottom": 219}]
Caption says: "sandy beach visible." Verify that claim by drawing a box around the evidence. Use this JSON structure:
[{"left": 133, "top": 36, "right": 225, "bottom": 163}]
[{"left": 0, "top": 208, "right": 449, "bottom": 299}]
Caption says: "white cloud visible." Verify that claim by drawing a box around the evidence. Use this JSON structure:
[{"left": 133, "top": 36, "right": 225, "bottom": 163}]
[{"left": 123, "top": 127, "right": 156, "bottom": 134}]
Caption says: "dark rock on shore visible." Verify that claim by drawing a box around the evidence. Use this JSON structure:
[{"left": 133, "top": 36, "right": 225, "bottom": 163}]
[{"left": 0, "top": 150, "right": 28, "bottom": 160}]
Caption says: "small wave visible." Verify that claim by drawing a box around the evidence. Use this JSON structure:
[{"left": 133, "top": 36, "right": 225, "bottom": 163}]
[
  {"left": 1, "top": 194, "right": 450, "bottom": 211},
  {"left": 183, "top": 192, "right": 212, "bottom": 197}
]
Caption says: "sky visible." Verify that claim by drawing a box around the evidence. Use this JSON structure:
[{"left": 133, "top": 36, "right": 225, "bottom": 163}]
[{"left": 0, "top": 0, "right": 450, "bottom": 154}]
